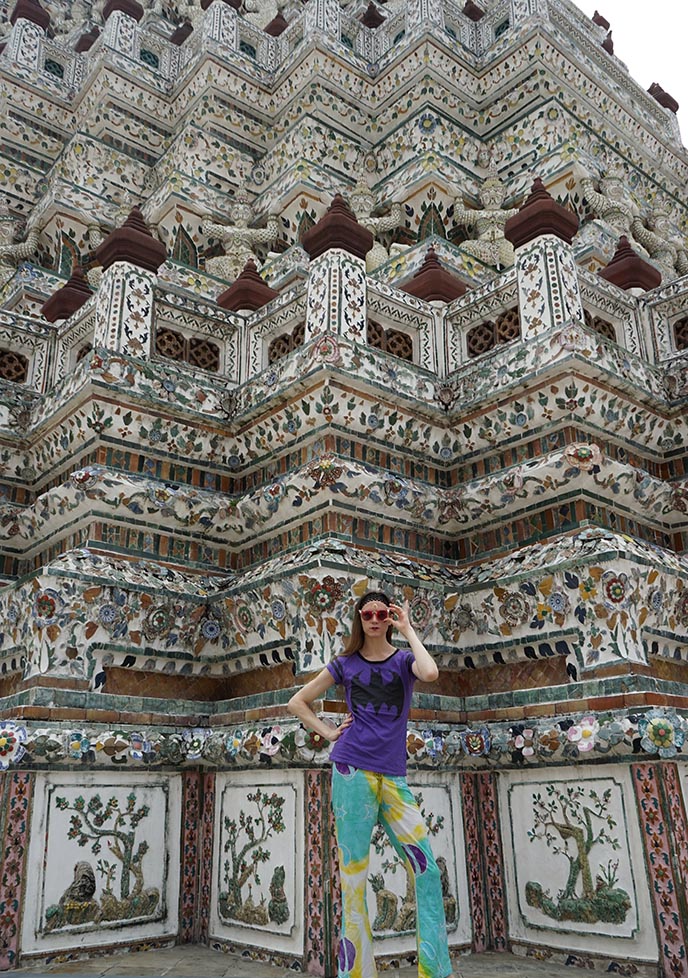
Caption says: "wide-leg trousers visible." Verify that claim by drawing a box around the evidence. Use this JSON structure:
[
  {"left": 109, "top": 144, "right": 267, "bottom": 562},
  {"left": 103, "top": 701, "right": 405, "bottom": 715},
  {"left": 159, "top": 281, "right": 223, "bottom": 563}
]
[{"left": 331, "top": 762, "right": 452, "bottom": 978}]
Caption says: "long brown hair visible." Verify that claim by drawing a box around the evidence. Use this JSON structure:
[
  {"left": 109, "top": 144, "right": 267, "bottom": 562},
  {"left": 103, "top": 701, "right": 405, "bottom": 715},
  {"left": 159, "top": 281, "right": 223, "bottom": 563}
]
[{"left": 341, "top": 590, "right": 393, "bottom": 655}]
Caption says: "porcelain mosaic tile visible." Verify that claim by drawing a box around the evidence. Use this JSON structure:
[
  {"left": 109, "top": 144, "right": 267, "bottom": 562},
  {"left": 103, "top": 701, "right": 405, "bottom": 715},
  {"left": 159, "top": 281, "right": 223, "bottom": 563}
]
[{"left": 2, "top": 0, "right": 688, "bottom": 968}]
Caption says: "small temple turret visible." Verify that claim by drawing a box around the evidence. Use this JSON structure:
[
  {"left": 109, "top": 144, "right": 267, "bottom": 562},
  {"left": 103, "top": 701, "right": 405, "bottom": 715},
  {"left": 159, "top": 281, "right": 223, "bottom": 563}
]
[
  {"left": 597, "top": 235, "right": 662, "bottom": 291},
  {"left": 95, "top": 206, "right": 167, "bottom": 273},
  {"left": 301, "top": 193, "right": 374, "bottom": 261},
  {"left": 217, "top": 259, "right": 279, "bottom": 310},
  {"left": 40, "top": 264, "right": 93, "bottom": 322},
  {"left": 400, "top": 247, "right": 468, "bottom": 302},
  {"left": 504, "top": 177, "right": 580, "bottom": 248}
]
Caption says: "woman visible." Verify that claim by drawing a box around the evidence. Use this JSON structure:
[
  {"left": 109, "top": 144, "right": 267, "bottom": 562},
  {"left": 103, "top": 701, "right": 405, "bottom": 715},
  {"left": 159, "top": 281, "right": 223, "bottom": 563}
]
[{"left": 288, "top": 590, "right": 453, "bottom": 978}]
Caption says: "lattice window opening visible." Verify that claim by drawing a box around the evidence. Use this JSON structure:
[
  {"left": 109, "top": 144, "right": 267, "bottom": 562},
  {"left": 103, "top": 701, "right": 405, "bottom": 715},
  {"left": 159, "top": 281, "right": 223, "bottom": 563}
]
[
  {"left": 267, "top": 320, "right": 305, "bottom": 365},
  {"left": 140, "top": 48, "right": 160, "bottom": 69},
  {"left": 155, "top": 327, "right": 186, "bottom": 362},
  {"left": 0, "top": 348, "right": 30, "bottom": 384},
  {"left": 672, "top": 315, "right": 688, "bottom": 352},
  {"left": 366, "top": 319, "right": 414, "bottom": 362},
  {"left": 583, "top": 308, "right": 617, "bottom": 343},
  {"left": 189, "top": 337, "right": 221, "bottom": 372},
  {"left": 465, "top": 306, "right": 521, "bottom": 359},
  {"left": 466, "top": 320, "right": 496, "bottom": 358},
  {"left": 154, "top": 326, "right": 222, "bottom": 373},
  {"left": 44, "top": 58, "right": 65, "bottom": 79}
]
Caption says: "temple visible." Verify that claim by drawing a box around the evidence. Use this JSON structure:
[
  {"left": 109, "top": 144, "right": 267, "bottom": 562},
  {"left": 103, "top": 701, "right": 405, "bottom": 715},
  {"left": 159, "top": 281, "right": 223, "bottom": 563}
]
[{"left": 0, "top": 0, "right": 687, "bottom": 973}]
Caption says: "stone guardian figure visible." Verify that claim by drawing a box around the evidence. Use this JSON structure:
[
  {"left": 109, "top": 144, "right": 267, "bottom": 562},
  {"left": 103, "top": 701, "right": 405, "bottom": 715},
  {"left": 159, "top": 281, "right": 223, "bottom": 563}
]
[
  {"left": 0, "top": 198, "right": 39, "bottom": 288},
  {"left": 453, "top": 167, "right": 520, "bottom": 269},
  {"left": 349, "top": 173, "right": 404, "bottom": 273},
  {"left": 631, "top": 208, "right": 688, "bottom": 282},
  {"left": 202, "top": 190, "right": 279, "bottom": 282},
  {"left": 580, "top": 167, "right": 639, "bottom": 237}
]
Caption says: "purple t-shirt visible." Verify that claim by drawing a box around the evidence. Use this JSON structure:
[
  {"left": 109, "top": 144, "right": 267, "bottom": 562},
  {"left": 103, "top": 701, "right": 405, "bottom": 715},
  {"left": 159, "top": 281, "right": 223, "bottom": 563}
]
[{"left": 326, "top": 648, "right": 416, "bottom": 776}]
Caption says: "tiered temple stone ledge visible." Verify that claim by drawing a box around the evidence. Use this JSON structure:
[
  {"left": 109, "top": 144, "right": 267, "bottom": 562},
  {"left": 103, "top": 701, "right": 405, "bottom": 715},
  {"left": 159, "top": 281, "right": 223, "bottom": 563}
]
[
  {"left": 1, "top": 531, "right": 687, "bottom": 720},
  {"left": 1, "top": 701, "right": 687, "bottom": 772},
  {"left": 4, "top": 659, "right": 688, "bottom": 724},
  {"left": 3, "top": 444, "right": 685, "bottom": 565},
  {"left": 2, "top": 324, "right": 683, "bottom": 472}
]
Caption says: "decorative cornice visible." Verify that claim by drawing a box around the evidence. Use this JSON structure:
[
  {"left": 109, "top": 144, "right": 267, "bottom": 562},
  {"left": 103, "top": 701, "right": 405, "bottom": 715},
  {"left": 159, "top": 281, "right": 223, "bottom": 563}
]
[{"left": 0, "top": 707, "right": 685, "bottom": 771}]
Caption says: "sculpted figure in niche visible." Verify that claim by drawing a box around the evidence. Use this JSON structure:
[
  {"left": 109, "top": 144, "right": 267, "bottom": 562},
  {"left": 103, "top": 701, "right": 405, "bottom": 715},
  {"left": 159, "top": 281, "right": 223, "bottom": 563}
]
[
  {"left": 453, "top": 166, "right": 519, "bottom": 269},
  {"left": 580, "top": 166, "right": 640, "bottom": 237},
  {"left": 631, "top": 207, "right": 688, "bottom": 281},
  {"left": 349, "top": 171, "right": 405, "bottom": 273},
  {"left": 202, "top": 189, "right": 279, "bottom": 281},
  {"left": 244, "top": 0, "right": 279, "bottom": 29},
  {"left": 157, "top": 0, "right": 216, "bottom": 32},
  {"left": 0, "top": 197, "right": 39, "bottom": 287},
  {"left": 47, "top": 0, "right": 90, "bottom": 36}
]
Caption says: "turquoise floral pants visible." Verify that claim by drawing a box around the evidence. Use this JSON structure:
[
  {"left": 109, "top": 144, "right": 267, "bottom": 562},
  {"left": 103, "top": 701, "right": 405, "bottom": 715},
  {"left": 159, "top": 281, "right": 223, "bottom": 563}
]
[{"left": 332, "top": 763, "right": 452, "bottom": 978}]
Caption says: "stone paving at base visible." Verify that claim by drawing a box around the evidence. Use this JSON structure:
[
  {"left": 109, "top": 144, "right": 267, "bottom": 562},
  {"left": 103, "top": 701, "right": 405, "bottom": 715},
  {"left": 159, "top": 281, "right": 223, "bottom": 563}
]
[{"left": 14, "top": 945, "right": 589, "bottom": 978}]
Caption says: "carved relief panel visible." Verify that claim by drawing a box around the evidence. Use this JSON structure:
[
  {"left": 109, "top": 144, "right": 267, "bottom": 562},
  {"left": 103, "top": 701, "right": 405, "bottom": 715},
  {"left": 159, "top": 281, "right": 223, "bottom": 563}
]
[{"left": 22, "top": 772, "right": 181, "bottom": 954}]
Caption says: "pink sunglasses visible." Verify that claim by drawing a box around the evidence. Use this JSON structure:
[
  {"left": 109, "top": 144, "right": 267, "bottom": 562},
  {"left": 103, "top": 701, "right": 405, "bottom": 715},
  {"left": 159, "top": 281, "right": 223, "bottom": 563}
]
[{"left": 360, "top": 608, "right": 390, "bottom": 622}]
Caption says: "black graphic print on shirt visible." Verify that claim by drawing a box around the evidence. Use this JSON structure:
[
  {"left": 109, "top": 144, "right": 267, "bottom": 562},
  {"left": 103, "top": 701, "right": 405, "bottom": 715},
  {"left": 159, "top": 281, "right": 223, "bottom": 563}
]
[{"left": 350, "top": 666, "right": 405, "bottom": 716}]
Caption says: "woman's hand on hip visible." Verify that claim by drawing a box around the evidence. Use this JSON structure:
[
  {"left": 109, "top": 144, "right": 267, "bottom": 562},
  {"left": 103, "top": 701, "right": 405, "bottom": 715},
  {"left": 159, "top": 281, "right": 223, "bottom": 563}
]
[{"left": 325, "top": 713, "right": 353, "bottom": 742}]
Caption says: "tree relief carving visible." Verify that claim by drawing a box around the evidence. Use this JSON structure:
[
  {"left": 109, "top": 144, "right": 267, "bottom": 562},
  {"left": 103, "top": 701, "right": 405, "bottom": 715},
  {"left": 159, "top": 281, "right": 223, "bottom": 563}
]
[{"left": 43, "top": 789, "right": 162, "bottom": 932}]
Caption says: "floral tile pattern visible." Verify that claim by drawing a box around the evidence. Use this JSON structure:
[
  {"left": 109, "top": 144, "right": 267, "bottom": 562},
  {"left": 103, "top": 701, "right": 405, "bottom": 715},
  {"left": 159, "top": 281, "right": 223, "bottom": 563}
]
[{"left": 2, "top": 0, "right": 688, "bottom": 969}]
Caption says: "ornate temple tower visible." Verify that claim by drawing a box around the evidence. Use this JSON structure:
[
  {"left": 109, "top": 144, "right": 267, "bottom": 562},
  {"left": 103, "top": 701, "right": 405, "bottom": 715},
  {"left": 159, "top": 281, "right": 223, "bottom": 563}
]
[{"left": 0, "top": 0, "right": 687, "bottom": 972}]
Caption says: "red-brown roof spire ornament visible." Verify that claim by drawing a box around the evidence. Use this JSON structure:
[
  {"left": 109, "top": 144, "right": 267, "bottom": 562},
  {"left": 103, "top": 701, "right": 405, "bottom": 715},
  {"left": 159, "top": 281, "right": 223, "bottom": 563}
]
[
  {"left": 301, "top": 194, "right": 374, "bottom": 261},
  {"left": 400, "top": 247, "right": 468, "bottom": 302},
  {"left": 75, "top": 25, "right": 100, "bottom": 51},
  {"left": 648, "top": 83, "right": 679, "bottom": 114},
  {"left": 217, "top": 259, "right": 279, "bottom": 311},
  {"left": 264, "top": 10, "right": 288, "bottom": 34},
  {"left": 200, "top": 0, "right": 241, "bottom": 9},
  {"left": 359, "top": 2, "right": 385, "bottom": 28},
  {"left": 102, "top": 0, "right": 143, "bottom": 19},
  {"left": 95, "top": 206, "right": 167, "bottom": 273},
  {"left": 170, "top": 21, "right": 193, "bottom": 44},
  {"left": 10, "top": 0, "right": 50, "bottom": 29},
  {"left": 462, "top": 0, "right": 485, "bottom": 21},
  {"left": 504, "top": 177, "right": 579, "bottom": 249},
  {"left": 597, "top": 236, "right": 662, "bottom": 291},
  {"left": 40, "top": 264, "right": 93, "bottom": 322}
]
